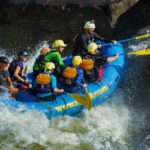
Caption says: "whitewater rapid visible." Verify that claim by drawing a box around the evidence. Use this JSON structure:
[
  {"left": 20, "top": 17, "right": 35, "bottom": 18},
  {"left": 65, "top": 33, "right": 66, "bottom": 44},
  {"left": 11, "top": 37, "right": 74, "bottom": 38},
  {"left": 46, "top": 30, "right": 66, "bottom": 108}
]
[
  {"left": 0, "top": 40, "right": 150, "bottom": 150},
  {"left": 0, "top": 91, "right": 131, "bottom": 150}
]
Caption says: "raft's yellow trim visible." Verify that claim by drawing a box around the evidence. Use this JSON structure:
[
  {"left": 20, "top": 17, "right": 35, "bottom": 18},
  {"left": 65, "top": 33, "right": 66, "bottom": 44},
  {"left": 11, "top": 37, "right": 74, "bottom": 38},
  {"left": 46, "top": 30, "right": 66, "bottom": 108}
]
[
  {"left": 89, "top": 86, "right": 108, "bottom": 100},
  {"left": 56, "top": 101, "right": 79, "bottom": 112},
  {"left": 55, "top": 85, "right": 108, "bottom": 112}
]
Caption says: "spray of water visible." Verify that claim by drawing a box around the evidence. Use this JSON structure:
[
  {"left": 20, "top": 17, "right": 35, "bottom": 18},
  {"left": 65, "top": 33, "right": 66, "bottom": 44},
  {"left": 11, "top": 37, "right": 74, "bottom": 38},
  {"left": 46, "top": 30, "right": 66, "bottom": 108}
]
[
  {"left": 0, "top": 90, "right": 131, "bottom": 150},
  {"left": 2, "top": 41, "right": 150, "bottom": 149}
]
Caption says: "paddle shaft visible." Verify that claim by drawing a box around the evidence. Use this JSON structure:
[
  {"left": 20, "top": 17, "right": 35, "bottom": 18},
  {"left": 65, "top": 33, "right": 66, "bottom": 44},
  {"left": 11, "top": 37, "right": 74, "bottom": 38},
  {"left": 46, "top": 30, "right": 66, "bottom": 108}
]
[
  {"left": 102, "top": 34, "right": 150, "bottom": 47},
  {"left": 103, "top": 48, "right": 150, "bottom": 57}
]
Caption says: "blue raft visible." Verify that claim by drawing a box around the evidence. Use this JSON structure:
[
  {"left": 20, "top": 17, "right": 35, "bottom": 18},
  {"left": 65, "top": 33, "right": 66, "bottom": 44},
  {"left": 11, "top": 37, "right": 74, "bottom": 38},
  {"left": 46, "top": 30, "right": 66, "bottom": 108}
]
[{"left": 0, "top": 43, "right": 125, "bottom": 119}]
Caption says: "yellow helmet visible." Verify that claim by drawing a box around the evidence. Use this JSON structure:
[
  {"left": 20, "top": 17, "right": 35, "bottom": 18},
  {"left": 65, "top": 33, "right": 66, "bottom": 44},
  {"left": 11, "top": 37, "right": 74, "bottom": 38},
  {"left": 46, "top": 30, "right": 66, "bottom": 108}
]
[
  {"left": 44, "top": 62, "right": 55, "bottom": 70},
  {"left": 53, "top": 39, "right": 67, "bottom": 48},
  {"left": 84, "top": 21, "right": 96, "bottom": 29},
  {"left": 40, "top": 47, "right": 50, "bottom": 55},
  {"left": 72, "top": 55, "right": 82, "bottom": 66},
  {"left": 87, "top": 42, "right": 98, "bottom": 53}
]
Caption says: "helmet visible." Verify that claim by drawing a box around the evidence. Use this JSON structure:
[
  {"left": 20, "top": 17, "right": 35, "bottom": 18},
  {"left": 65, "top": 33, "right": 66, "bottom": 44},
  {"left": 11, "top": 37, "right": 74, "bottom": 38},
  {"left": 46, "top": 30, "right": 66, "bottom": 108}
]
[
  {"left": 84, "top": 21, "right": 96, "bottom": 29},
  {"left": 40, "top": 47, "right": 50, "bottom": 55},
  {"left": 53, "top": 40, "right": 67, "bottom": 48},
  {"left": 0, "top": 56, "right": 9, "bottom": 64},
  {"left": 44, "top": 62, "right": 55, "bottom": 70},
  {"left": 18, "top": 50, "right": 28, "bottom": 57},
  {"left": 87, "top": 42, "right": 98, "bottom": 53},
  {"left": 72, "top": 56, "right": 82, "bottom": 66}
]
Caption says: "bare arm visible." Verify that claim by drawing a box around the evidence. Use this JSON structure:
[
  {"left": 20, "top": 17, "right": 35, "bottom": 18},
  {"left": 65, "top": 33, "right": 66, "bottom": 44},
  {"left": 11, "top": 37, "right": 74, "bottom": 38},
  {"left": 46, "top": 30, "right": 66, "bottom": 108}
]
[
  {"left": 14, "top": 66, "right": 25, "bottom": 83},
  {"left": 7, "top": 77, "right": 13, "bottom": 87},
  {"left": 107, "top": 54, "right": 119, "bottom": 62}
]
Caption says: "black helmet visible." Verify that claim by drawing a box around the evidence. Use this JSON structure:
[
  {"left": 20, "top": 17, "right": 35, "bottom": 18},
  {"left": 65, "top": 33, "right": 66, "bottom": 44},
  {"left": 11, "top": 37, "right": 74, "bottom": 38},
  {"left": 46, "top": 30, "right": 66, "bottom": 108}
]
[
  {"left": 0, "top": 56, "right": 9, "bottom": 64},
  {"left": 18, "top": 50, "right": 28, "bottom": 57}
]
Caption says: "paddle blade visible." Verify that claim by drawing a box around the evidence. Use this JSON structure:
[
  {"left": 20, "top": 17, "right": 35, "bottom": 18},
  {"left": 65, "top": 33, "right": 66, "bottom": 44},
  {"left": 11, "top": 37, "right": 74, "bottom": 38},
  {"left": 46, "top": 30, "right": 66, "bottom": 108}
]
[
  {"left": 23, "top": 65, "right": 28, "bottom": 75},
  {"left": 83, "top": 87, "right": 92, "bottom": 110},
  {"left": 85, "top": 93, "right": 92, "bottom": 110},
  {"left": 128, "top": 49, "right": 150, "bottom": 56},
  {"left": 67, "top": 93, "right": 92, "bottom": 110},
  {"left": 136, "top": 34, "right": 150, "bottom": 40},
  {"left": 68, "top": 93, "right": 87, "bottom": 105}
]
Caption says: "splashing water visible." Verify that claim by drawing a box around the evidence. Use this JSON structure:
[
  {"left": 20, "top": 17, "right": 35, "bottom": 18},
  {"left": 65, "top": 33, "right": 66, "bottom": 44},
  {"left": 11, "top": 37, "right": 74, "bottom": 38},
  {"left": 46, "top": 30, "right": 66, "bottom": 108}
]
[
  {"left": 1, "top": 40, "right": 150, "bottom": 149},
  {"left": 0, "top": 90, "right": 131, "bottom": 150}
]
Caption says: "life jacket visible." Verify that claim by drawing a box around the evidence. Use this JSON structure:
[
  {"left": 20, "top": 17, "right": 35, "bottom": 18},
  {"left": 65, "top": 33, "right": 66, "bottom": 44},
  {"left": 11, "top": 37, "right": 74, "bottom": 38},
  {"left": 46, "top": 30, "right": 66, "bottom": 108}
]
[
  {"left": 73, "top": 32, "right": 95, "bottom": 56},
  {"left": 79, "top": 58, "right": 98, "bottom": 83},
  {"left": 63, "top": 67, "right": 77, "bottom": 85},
  {"left": 33, "top": 49, "right": 57, "bottom": 73},
  {"left": 80, "top": 58, "right": 94, "bottom": 70},
  {"left": 8, "top": 60, "right": 23, "bottom": 81},
  {"left": 0, "top": 70, "right": 9, "bottom": 86},
  {"left": 33, "top": 55, "right": 45, "bottom": 72},
  {"left": 35, "top": 73, "right": 52, "bottom": 94}
]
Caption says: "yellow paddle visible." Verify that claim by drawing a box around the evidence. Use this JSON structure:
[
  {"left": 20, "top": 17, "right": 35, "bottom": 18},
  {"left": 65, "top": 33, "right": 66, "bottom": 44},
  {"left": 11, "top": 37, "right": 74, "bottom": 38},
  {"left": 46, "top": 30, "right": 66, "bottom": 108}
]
[
  {"left": 117, "top": 33, "right": 150, "bottom": 43},
  {"left": 135, "top": 34, "right": 150, "bottom": 40},
  {"left": 128, "top": 48, "right": 150, "bottom": 56},
  {"left": 23, "top": 65, "right": 28, "bottom": 77},
  {"left": 67, "top": 87, "right": 92, "bottom": 110}
]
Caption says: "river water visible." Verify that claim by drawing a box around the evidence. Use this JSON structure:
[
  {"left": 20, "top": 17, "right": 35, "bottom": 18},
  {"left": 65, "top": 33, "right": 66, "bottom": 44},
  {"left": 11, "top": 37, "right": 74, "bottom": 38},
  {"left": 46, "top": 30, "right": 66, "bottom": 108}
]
[{"left": 0, "top": 39, "right": 150, "bottom": 150}]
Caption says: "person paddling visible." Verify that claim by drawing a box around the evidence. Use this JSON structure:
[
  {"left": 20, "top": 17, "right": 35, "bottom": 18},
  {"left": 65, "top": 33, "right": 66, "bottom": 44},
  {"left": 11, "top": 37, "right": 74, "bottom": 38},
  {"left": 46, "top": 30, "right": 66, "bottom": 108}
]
[
  {"left": 62, "top": 56, "right": 86, "bottom": 92},
  {"left": 73, "top": 20, "right": 117, "bottom": 56},
  {"left": 83, "top": 42, "right": 119, "bottom": 82},
  {"left": 33, "top": 47, "right": 51, "bottom": 77},
  {"left": 35, "top": 62, "right": 64, "bottom": 99},
  {"left": 38, "top": 39, "right": 68, "bottom": 80},
  {"left": 0, "top": 56, "right": 18, "bottom": 94},
  {"left": 8, "top": 50, "right": 32, "bottom": 91}
]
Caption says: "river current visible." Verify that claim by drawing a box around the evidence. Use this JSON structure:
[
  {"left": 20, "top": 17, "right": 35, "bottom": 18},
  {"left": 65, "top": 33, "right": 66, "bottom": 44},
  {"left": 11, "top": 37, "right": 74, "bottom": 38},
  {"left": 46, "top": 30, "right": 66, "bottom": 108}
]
[{"left": 0, "top": 39, "right": 150, "bottom": 150}]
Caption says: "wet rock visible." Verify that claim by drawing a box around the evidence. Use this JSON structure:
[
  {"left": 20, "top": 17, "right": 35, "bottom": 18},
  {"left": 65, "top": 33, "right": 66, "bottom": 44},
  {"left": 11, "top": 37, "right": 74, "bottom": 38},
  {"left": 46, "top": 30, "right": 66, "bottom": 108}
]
[
  {"left": 0, "top": 4, "right": 112, "bottom": 53},
  {"left": 112, "top": 0, "right": 150, "bottom": 39}
]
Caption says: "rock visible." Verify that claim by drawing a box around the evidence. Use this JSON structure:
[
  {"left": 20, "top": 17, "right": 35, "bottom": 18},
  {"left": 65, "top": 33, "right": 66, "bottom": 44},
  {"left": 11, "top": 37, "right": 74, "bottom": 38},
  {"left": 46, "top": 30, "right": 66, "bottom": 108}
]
[
  {"left": 0, "top": 4, "right": 112, "bottom": 53},
  {"left": 112, "top": 0, "right": 150, "bottom": 39},
  {"left": 0, "top": 0, "right": 149, "bottom": 52}
]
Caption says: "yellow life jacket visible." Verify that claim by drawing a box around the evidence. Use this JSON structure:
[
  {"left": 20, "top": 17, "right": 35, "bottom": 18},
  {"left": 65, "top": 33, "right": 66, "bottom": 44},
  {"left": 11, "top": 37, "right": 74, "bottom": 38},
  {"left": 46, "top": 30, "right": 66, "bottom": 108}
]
[
  {"left": 63, "top": 67, "right": 77, "bottom": 78},
  {"left": 63, "top": 67, "right": 77, "bottom": 85},
  {"left": 79, "top": 58, "right": 94, "bottom": 70},
  {"left": 36, "top": 73, "right": 50, "bottom": 85}
]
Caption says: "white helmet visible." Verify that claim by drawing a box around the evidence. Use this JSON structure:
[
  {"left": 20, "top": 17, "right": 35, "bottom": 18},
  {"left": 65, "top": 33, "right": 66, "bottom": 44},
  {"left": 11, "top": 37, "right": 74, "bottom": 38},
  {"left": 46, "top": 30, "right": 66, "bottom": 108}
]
[{"left": 84, "top": 21, "right": 96, "bottom": 29}]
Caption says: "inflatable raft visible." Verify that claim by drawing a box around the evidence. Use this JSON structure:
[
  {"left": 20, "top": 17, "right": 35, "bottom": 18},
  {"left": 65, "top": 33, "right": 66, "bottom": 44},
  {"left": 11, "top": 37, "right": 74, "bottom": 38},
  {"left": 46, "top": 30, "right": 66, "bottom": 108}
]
[{"left": 0, "top": 43, "right": 125, "bottom": 119}]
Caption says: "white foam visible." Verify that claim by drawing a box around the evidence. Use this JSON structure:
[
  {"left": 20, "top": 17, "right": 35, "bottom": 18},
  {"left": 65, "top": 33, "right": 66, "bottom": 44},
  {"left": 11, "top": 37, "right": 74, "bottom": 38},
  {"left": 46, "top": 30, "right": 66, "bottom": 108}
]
[
  {"left": 0, "top": 41, "right": 141, "bottom": 149},
  {"left": 0, "top": 90, "right": 131, "bottom": 150}
]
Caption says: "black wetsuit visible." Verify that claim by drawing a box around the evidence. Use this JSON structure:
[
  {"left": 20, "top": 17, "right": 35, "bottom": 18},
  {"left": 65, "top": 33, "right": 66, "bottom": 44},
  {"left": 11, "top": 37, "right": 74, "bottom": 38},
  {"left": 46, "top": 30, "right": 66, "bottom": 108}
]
[
  {"left": 73, "top": 31, "right": 112, "bottom": 56},
  {"left": 83, "top": 53, "right": 107, "bottom": 83}
]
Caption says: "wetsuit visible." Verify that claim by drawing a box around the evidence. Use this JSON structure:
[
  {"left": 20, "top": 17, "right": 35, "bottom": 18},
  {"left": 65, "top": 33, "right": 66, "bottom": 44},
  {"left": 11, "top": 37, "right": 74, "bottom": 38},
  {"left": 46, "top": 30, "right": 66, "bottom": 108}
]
[{"left": 73, "top": 31, "right": 112, "bottom": 56}]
